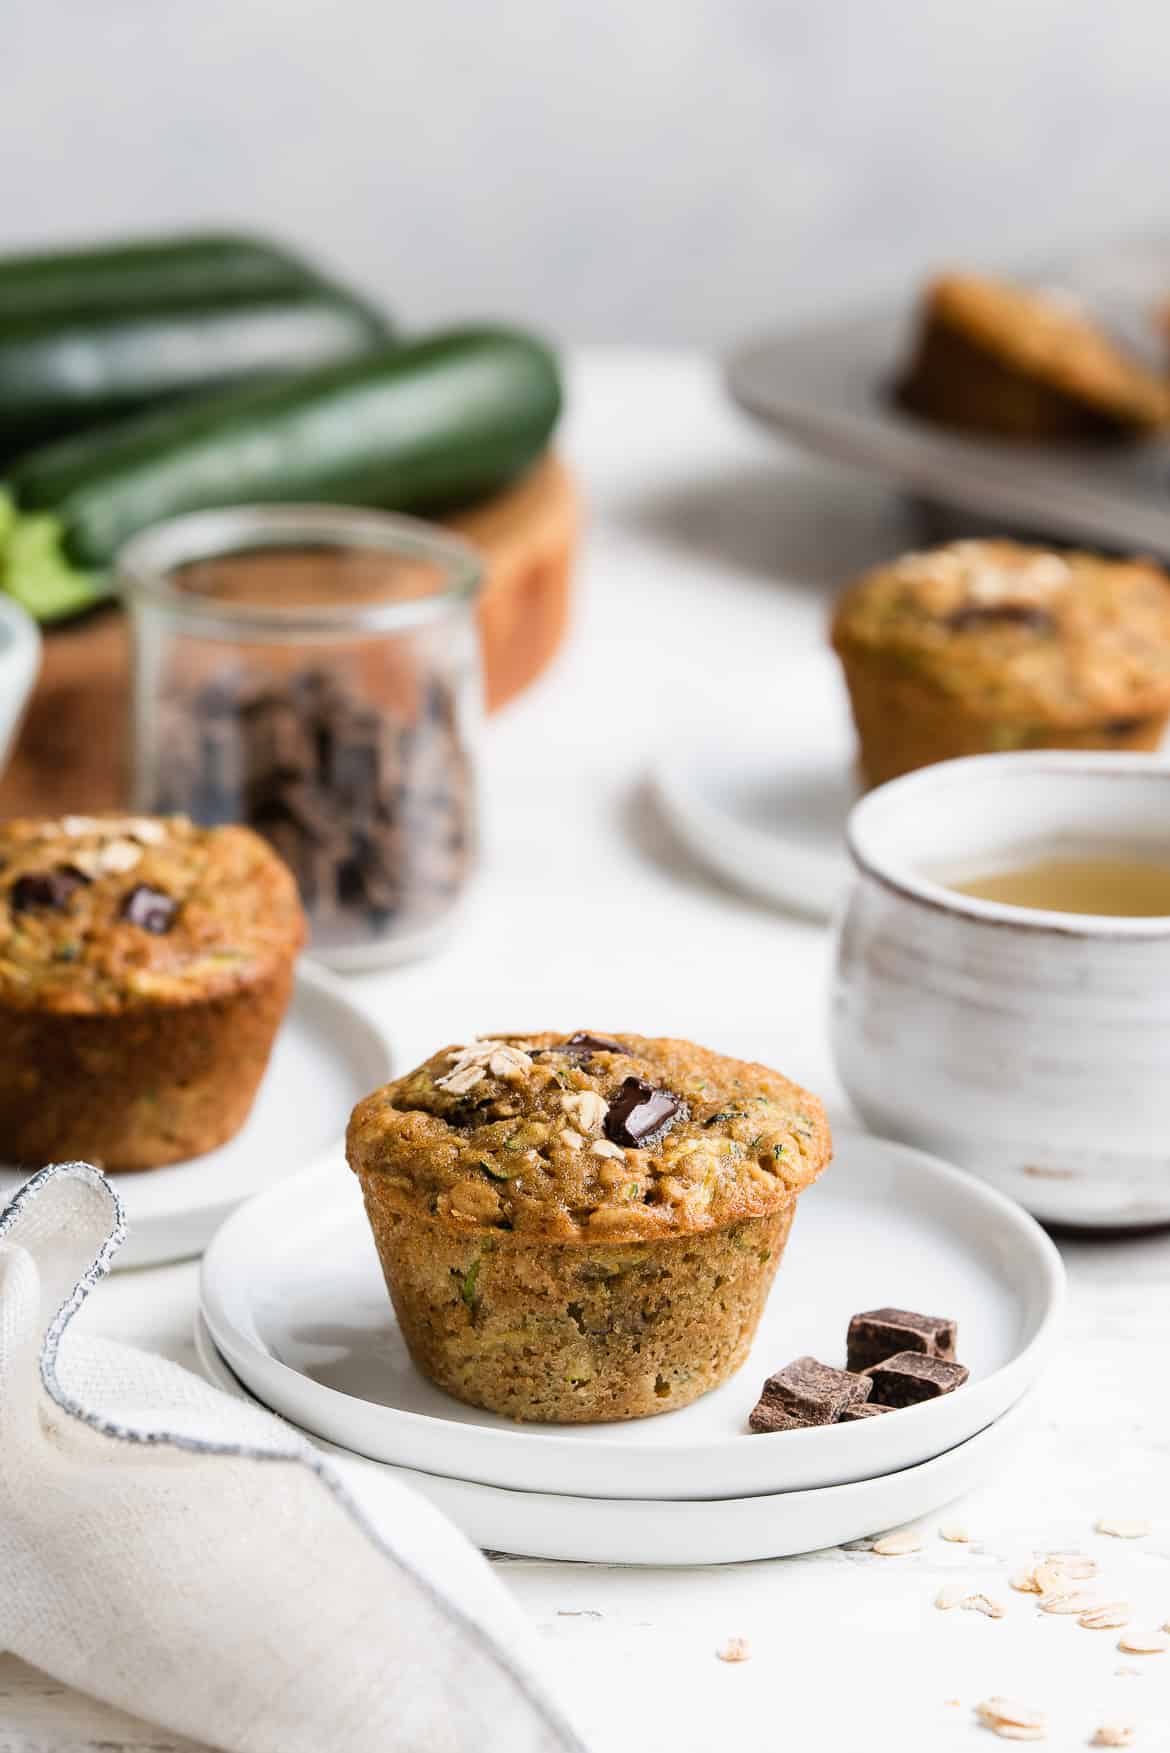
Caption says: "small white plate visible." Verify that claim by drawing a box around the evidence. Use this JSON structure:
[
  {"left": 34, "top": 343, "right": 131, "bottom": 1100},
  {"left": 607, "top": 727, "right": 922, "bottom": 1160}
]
[
  {"left": 195, "top": 1313, "right": 1035, "bottom": 1565},
  {"left": 0, "top": 963, "right": 393, "bottom": 1269},
  {"left": 652, "top": 651, "right": 856, "bottom": 920},
  {"left": 199, "top": 1128, "right": 1064, "bottom": 1502}
]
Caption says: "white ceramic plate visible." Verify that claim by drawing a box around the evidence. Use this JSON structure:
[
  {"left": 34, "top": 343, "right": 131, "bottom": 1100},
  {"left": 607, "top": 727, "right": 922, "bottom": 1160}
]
[
  {"left": 195, "top": 1312, "right": 1035, "bottom": 1564},
  {"left": 726, "top": 236, "right": 1170, "bottom": 558},
  {"left": 0, "top": 963, "right": 393, "bottom": 1269},
  {"left": 200, "top": 1128, "right": 1064, "bottom": 1502},
  {"left": 652, "top": 651, "right": 857, "bottom": 920}
]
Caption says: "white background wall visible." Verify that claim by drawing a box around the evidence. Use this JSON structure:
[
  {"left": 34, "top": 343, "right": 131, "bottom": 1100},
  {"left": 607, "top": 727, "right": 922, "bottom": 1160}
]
[{"left": 5, "top": 0, "right": 1169, "bottom": 346}]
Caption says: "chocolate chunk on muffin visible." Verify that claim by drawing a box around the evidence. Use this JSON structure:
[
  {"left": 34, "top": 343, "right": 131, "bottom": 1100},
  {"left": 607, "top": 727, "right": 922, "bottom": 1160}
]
[
  {"left": 347, "top": 1031, "right": 832, "bottom": 1423},
  {"left": 897, "top": 272, "right": 1170, "bottom": 439},
  {"left": 831, "top": 540, "right": 1170, "bottom": 785},
  {"left": 0, "top": 813, "right": 305, "bottom": 1170}
]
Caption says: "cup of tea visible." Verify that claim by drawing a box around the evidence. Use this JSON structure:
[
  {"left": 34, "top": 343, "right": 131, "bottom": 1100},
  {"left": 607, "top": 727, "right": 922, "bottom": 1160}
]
[{"left": 832, "top": 751, "right": 1170, "bottom": 1228}]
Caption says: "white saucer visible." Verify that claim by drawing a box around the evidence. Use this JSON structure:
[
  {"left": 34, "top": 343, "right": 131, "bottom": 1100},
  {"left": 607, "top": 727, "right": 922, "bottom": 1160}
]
[
  {"left": 199, "top": 1128, "right": 1064, "bottom": 1501},
  {"left": 194, "top": 1312, "right": 1035, "bottom": 1565},
  {"left": 652, "top": 651, "right": 857, "bottom": 921},
  {"left": 0, "top": 963, "right": 393, "bottom": 1269}
]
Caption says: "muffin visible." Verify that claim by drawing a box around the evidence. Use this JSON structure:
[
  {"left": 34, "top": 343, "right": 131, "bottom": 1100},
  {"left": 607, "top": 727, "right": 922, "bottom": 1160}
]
[
  {"left": 347, "top": 1031, "right": 831, "bottom": 1423},
  {"left": 897, "top": 273, "right": 1169, "bottom": 439},
  {"left": 831, "top": 541, "right": 1170, "bottom": 786},
  {"left": 0, "top": 813, "right": 305, "bottom": 1170}
]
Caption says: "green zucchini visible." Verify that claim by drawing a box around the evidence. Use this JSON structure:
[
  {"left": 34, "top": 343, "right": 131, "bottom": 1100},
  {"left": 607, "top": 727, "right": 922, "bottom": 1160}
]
[
  {"left": 0, "top": 231, "right": 323, "bottom": 318},
  {"left": 1, "top": 326, "right": 562, "bottom": 621},
  {"left": 0, "top": 286, "right": 391, "bottom": 454}
]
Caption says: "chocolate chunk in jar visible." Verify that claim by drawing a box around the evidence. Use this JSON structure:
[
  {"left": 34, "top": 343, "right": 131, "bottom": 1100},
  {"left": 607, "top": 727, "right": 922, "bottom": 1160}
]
[
  {"left": 604, "top": 1077, "right": 687, "bottom": 1148},
  {"left": 846, "top": 1307, "right": 958, "bottom": 1374},
  {"left": 749, "top": 1355, "right": 871, "bottom": 1429},
  {"left": 863, "top": 1351, "right": 969, "bottom": 1407},
  {"left": 10, "top": 867, "right": 91, "bottom": 912},
  {"left": 120, "top": 884, "right": 178, "bottom": 933},
  {"left": 156, "top": 658, "right": 473, "bottom": 953},
  {"left": 838, "top": 1401, "right": 893, "bottom": 1421}
]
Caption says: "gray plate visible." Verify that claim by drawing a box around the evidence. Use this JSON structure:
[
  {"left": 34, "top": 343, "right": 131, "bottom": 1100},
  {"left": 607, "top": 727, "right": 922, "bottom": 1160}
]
[{"left": 726, "top": 237, "right": 1170, "bottom": 557}]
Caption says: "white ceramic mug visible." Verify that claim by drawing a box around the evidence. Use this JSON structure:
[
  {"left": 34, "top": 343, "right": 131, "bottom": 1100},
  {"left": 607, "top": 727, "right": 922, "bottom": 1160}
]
[
  {"left": 832, "top": 752, "right": 1170, "bottom": 1228},
  {"left": 0, "top": 596, "right": 40, "bottom": 772}
]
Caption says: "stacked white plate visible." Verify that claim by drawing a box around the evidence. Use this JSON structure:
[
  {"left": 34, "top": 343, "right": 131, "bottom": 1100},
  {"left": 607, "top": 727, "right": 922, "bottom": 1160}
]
[{"left": 197, "top": 1129, "right": 1065, "bottom": 1565}]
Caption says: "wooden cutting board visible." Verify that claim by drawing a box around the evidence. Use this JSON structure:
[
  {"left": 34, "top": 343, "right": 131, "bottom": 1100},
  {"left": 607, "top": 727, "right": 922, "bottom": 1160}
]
[{"left": 0, "top": 454, "right": 578, "bottom": 817}]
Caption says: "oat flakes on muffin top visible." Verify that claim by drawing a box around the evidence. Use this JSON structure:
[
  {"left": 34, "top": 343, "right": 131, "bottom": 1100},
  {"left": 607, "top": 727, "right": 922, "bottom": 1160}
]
[
  {"left": 832, "top": 541, "right": 1170, "bottom": 723},
  {"left": 0, "top": 813, "right": 304, "bottom": 1014},
  {"left": 346, "top": 1031, "right": 831, "bottom": 1244}
]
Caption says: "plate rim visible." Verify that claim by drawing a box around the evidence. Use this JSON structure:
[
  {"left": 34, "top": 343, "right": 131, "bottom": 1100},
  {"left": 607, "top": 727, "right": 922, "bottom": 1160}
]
[
  {"left": 199, "top": 1127, "right": 1065, "bottom": 1497},
  {"left": 194, "top": 1310, "right": 1036, "bottom": 1563}
]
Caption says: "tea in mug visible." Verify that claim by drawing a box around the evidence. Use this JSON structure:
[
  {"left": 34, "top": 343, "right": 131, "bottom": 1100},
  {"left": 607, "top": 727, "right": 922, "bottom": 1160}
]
[{"left": 951, "top": 856, "right": 1170, "bottom": 917}]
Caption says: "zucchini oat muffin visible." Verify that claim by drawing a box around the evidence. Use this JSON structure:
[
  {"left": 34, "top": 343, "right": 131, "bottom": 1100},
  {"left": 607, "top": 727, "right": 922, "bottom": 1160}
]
[
  {"left": 0, "top": 813, "right": 304, "bottom": 1169},
  {"left": 832, "top": 541, "right": 1170, "bottom": 785},
  {"left": 898, "top": 273, "right": 1169, "bottom": 439},
  {"left": 347, "top": 1031, "right": 831, "bottom": 1423}
]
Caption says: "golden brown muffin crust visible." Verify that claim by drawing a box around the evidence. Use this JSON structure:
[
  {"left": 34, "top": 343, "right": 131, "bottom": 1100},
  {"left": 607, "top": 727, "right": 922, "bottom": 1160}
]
[
  {"left": 347, "top": 1031, "right": 831, "bottom": 1245},
  {"left": 832, "top": 541, "right": 1170, "bottom": 728},
  {"left": 911, "top": 274, "right": 1170, "bottom": 431},
  {"left": 0, "top": 814, "right": 305, "bottom": 1014}
]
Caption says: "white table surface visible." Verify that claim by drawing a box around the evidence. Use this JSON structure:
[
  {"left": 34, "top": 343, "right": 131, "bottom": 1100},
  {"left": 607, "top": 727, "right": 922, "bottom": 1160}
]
[{"left": 4, "top": 350, "right": 1169, "bottom": 1753}]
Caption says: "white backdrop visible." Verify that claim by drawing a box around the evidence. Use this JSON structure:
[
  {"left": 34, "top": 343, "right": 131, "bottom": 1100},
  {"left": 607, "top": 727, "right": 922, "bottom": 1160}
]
[{"left": 5, "top": 0, "right": 1169, "bottom": 344}]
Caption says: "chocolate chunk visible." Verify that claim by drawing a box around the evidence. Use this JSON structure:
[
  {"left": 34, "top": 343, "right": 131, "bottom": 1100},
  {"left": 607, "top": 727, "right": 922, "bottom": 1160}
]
[
  {"left": 846, "top": 1307, "right": 957, "bottom": 1374},
  {"left": 10, "top": 867, "right": 90, "bottom": 912},
  {"left": 947, "top": 604, "right": 1055, "bottom": 635},
  {"left": 751, "top": 1356, "right": 871, "bottom": 1428},
  {"left": 604, "top": 1077, "right": 686, "bottom": 1148},
  {"left": 120, "top": 884, "right": 178, "bottom": 933},
  {"left": 864, "top": 1351, "right": 969, "bottom": 1408},
  {"left": 747, "top": 1401, "right": 814, "bottom": 1435},
  {"left": 839, "top": 1402, "right": 893, "bottom": 1422},
  {"left": 563, "top": 1032, "right": 629, "bottom": 1056}
]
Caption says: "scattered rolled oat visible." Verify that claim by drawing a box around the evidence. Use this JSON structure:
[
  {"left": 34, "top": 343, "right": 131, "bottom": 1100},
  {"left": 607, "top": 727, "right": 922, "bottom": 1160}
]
[
  {"left": 1117, "top": 1631, "right": 1168, "bottom": 1655},
  {"left": 939, "top": 1524, "right": 971, "bottom": 1543},
  {"left": 1045, "top": 1554, "right": 1097, "bottom": 1580},
  {"left": 1039, "top": 1591, "right": 1102, "bottom": 1617},
  {"left": 1115, "top": 1668, "right": 1141, "bottom": 1678},
  {"left": 1096, "top": 1518, "right": 1153, "bottom": 1540},
  {"left": 716, "top": 1636, "right": 750, "bottom": 1663},
  {"left": 962, "top": 1592, "right": 1008, "bottom": 1619},
  {"left": 1012, "top": 1568, "right": 1044, "bottom": 1594},
  {"left": 1092, "top": 1725, "right": 1136, "bottom": 1748},
  {"left": 872, "top": 1529, "right": 924, "bottom": 1556},
  {"left": 1079, "top": 1604, "right": 1131, "bottom": 1631},
  {"left": 935, "top": 1585, "right": 966, "bottom": 1611},
  {"left": 976, "top": 1698, "right": 1047, "bottom": 1741}
]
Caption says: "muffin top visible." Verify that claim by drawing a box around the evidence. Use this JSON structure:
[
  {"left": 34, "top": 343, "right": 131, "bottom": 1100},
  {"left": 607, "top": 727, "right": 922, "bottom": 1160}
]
[
  {"left": 921, "top": 274, "right": 1169, "bottom": 429},
  {"left": 0, "top": 813, "right": 305, "bottom": 1014},
  {"left": 346, "top": 1031, "right": 831, "bottom": 1244},
  {"left": 831, "top": 541, "right": 1170, "bottom": 725}
]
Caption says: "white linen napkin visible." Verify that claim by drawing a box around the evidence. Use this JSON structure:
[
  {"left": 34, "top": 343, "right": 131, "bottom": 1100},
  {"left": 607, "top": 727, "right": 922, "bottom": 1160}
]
[{"left": 0, "top": 1162, "right": 589, "bottom": 1753}]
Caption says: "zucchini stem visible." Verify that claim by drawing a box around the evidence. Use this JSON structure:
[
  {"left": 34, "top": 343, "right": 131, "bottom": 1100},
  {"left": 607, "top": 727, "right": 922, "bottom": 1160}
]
[{"left": 0, "top": 487, "right": 109, "bottom": 621}]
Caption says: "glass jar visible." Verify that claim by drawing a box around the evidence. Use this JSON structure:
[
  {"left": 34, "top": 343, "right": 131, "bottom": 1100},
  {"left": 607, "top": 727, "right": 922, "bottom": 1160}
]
[{"left": 120, "top": 504, "right": 482, "bottom": 969}]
